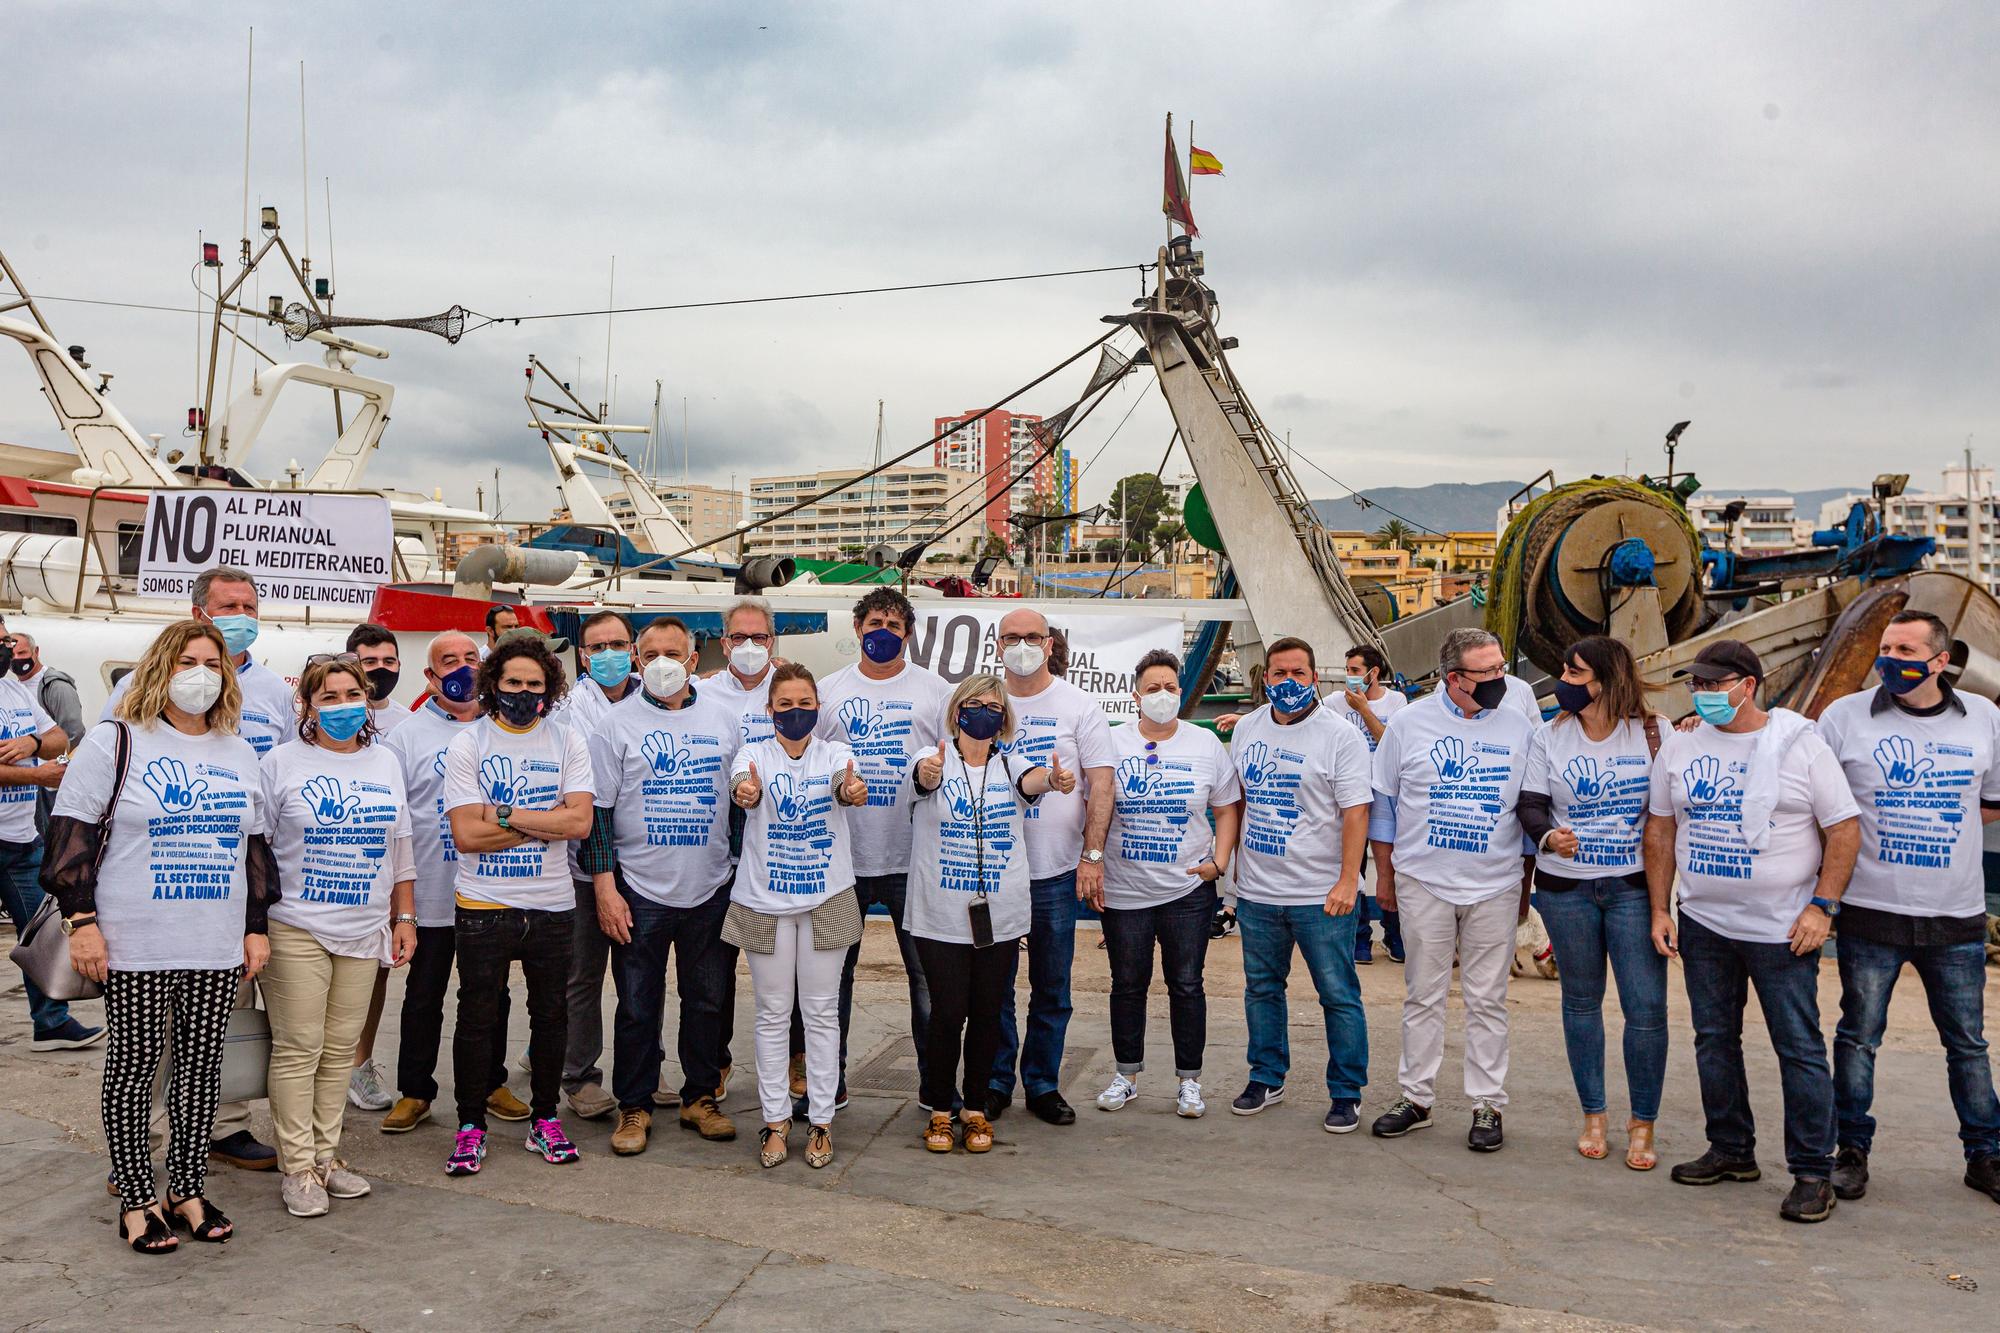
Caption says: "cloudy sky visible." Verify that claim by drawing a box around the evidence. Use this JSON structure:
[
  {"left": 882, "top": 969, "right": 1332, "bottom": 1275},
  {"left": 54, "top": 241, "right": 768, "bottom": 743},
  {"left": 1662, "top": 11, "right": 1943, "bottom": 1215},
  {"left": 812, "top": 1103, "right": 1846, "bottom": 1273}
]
[{"left": 5, "top": 1, "right": 1997, "bottom": 529}]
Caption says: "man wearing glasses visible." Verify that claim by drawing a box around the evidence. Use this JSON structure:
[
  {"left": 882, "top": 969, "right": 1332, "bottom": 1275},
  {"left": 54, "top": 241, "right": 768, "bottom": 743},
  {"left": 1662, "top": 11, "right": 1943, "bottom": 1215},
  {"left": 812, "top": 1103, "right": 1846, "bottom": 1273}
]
[
  {"left": 1368, "top": 627, "right": 1536, "bottom": 1152},
  {"left": 707, "top": 598, "right": 780, "bottom": 747},
  {"left": 986, "top": 608, "right": 1115, "bottom": 1125},
  {"left": 546, "top": 610, "right": 641, "bottom": 1122}
]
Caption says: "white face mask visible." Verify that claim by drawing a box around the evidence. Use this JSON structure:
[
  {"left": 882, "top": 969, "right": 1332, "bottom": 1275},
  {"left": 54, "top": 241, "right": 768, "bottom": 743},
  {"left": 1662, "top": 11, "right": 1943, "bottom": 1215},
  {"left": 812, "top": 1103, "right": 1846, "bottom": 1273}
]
[
  {"left": 1138, "top": 690, "right": 1181, "bottom": 725},
  {"left": 168, "top": 665, "right": 223, "bottom": 715},
  {"left": 1003, "top": 641, "right": 1046, "bottom": 677},
  {"left": 643, "top": 655, "right": 688, "bottom": 700},
  {"left": 729, "top": 641, "right": 770, "bottom": 676}
]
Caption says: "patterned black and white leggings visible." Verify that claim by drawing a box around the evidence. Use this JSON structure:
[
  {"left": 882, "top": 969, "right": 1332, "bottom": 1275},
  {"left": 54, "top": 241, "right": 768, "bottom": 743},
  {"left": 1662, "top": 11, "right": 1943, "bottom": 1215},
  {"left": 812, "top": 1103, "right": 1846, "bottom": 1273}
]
[{"left": 103, "top": 967, "right": 240, "bottom": 1212}]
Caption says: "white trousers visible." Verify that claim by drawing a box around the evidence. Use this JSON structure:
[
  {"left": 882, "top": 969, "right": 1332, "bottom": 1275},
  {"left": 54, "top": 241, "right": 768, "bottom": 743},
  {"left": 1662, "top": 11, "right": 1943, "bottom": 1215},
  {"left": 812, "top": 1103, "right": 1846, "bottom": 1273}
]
[
  {"left": 1396, "top": 874, "right": 1516, "bottom": 1109},
  {"left": 745, "top": 913, "right": 844, "bottom": 1126}
]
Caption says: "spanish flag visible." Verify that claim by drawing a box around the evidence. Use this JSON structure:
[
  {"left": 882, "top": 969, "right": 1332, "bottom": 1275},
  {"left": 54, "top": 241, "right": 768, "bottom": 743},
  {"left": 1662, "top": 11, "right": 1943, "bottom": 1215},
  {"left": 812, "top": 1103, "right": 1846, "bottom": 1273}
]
[{"left": 1190, "top": 144, "right": 1223, "bottom": 176}]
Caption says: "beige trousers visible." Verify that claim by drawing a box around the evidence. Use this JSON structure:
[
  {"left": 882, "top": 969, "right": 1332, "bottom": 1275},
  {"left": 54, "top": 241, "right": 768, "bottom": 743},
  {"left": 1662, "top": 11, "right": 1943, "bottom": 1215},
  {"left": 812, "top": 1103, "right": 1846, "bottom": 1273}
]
[{"left": 260, "top": 922, "right": 380, "bottom": 1176}]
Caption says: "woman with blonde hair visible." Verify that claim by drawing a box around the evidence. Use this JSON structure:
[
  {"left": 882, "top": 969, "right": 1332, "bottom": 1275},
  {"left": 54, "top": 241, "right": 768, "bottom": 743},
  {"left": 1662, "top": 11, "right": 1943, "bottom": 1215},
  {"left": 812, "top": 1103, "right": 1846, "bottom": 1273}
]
[
  {"left": 906, "top": 674, "right": 1072, "bottom": 1153},
  {"left": 259, "top": 655, "right": 417, "bottom": 1218},
  {"left": 47, "top": 620, "right": 277, "bottom": 1253}
]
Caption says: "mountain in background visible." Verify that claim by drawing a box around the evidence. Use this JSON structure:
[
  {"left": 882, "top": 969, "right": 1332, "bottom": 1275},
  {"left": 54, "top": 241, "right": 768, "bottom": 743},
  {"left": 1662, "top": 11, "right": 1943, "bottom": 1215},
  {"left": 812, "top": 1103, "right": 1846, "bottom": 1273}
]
[{"left": 1310, "top": 480, "right": 1867, "bottom": 535}]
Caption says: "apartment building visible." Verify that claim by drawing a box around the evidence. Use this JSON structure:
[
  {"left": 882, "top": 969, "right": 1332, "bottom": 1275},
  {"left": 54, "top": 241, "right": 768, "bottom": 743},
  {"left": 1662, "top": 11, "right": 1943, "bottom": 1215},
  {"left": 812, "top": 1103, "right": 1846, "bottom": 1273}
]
[{"left": 741, "top": 464, "right": 987, "bottom": 561}]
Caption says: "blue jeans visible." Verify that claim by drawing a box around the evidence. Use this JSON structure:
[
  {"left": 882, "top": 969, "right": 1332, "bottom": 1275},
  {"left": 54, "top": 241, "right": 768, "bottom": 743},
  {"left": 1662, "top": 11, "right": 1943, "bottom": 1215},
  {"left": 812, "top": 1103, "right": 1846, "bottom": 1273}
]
[
  {"left": 1354, "top": 893, "right": 1402, "bottom": 957},
  {"left": 1535, "top": 878, "right": 1669, "bottom": 1120},
  {"left": 1680, "top": 913, "right": 1835, "bottom": 1179},
  {"left": 990, "top": 871, "right": 1078, "bottom": 1099},
  {"left": 609, "top": 884, "right": 734, "bottom": 1111},
  {"left": 0, "top": 838, "right": 68, "bottom": 1033},
  {"left": 1238, "top": 898, "right": 1367, "bottom": 1099},
  {"left": 1834, "top": 932, "right": 2000, "bottom": 1162},
  {"left": 1101, "top": 884, "right": 1216, "bottom": 1078}
]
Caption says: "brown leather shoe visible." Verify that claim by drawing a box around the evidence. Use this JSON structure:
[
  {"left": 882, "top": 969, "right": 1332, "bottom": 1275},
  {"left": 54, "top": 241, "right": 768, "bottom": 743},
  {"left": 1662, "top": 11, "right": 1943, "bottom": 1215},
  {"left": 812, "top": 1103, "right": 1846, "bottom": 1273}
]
[
  {"left": 715, "top": 1063, "right": 734, "bottom": 1105},
  {"left": 961, "top": 1111, "right": 994, "bottom": 1154},
  {"left": 679, "top": 1094, "right": 738, "bottom": 1142},
  {"left": 380, "top": 1097, "right": 431, "bottom": 1134},
  {"left": 787, "top": 1053, "right": 807, "bottom": 1100},
  {"left": 923, "top": 1111, "right": 955, "bottom": 1153},
  {"left": 611, "top": 1107, "right": 651, "bottom": 1156},
  {"left": 486, "top": 1087, "right": 531, "bottom": 1122}
]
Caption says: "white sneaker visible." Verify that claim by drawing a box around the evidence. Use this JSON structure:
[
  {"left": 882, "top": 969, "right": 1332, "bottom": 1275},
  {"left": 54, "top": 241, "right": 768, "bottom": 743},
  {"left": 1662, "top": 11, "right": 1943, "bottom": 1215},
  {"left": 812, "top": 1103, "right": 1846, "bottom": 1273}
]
[
  {"left": 1176, "top": 1079, "right": 1206, "bottom": 1119},
  {"left": 346, "top": 1061, "right": 393, "bottom": 1112},
  {"left": 1095, "top": 1074, "right": 1139, "bottom": 1112},
  {"left": 317, "top": 1158, "right": 372, "bottom": 1199},
  {"left": 282, "top": 1168, "right": 329, "bottom": 1218}
]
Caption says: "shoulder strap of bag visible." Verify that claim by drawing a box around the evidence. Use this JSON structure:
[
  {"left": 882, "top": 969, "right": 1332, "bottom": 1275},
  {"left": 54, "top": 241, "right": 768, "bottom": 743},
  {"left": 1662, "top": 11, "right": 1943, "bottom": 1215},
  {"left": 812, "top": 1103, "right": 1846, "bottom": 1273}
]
[
  {"left": 97, "top": 721, "right": 132, "bottom": 867},
  {"left": 1642, "top": 714, "right": 1662, "bottom": 761}
]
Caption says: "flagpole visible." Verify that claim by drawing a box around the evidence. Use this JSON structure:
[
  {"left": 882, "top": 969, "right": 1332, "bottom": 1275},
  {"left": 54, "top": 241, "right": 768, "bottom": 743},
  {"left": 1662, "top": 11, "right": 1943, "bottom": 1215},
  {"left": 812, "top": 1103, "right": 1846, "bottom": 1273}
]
[
  {"left": 1187, "top": 118, "right": 1194, "bottom": 222},
  {"left": 1166, "top": 111, "right": 1175, "bottom": 246}
]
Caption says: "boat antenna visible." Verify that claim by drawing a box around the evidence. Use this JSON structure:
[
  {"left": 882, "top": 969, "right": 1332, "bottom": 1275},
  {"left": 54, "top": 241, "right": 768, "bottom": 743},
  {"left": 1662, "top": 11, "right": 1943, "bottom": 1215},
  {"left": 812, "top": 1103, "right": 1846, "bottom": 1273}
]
[
  {"left": 323, "top": 177, "right": 337, "bottom": 301},
  {"left": 600, "top": 255, "right": 615, "bottom": 420},
  {"left": 868, "top": 399, "right": 884, "bottom": 546},
  {"left": 211, "top": 25, "right": 255, "bottom": 466},
  {"left": 298, "top": 61, "right": 312, "bottom": 285}
]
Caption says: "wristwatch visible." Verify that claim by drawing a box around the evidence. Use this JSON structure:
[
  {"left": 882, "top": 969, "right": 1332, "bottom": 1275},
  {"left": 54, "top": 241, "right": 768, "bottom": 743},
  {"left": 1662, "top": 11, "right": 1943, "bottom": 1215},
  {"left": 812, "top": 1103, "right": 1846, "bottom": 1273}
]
[
  {"left": 1808, "top": 896, "right": 1842, "bottom": 918},
  {"left": 60, "top": 913, "right": 96, "bottom": 936},
  {"left": 495, "top": 804, "right": 514, "bottom": 830},
  {"left": 1081, "top": 849, "right": 1104, "bottom": 865}
]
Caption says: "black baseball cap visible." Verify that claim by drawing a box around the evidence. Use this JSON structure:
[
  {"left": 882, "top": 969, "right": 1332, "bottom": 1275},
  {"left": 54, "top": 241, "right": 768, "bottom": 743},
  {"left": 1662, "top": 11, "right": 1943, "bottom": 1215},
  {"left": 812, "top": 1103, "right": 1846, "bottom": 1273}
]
[{"left": 1675, "top": 639, "right": 1762, "bottom": 684}]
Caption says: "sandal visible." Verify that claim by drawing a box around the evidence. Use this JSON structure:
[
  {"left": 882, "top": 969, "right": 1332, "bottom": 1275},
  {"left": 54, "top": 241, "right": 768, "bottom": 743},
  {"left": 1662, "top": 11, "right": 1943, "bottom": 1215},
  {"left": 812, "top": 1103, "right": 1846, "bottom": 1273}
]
[
  {"left": 923, "top": 1111, "right": 955, "bottom": 1153},
  {"left": 1626, "top": 1119, "right": 1658, "bottom": 1172},
  {"left": 117, "top": 1204, "right": 178, "bottom": 1255},
  {"left": 1577, "top": 1112, "right": 1609, "bottom": 1161},
  {"left": 805, "top": 1123, "right": 833, "bottom": 1169},
  {"left": 167, "top": 1195, "right": 233, "bottom": 1243},
  {"left": 961, "top": 1111, "right": 994, "bottom": 1154},
  {"left": 758, "top": 1120, "right": 790, "bottom": 1169}
]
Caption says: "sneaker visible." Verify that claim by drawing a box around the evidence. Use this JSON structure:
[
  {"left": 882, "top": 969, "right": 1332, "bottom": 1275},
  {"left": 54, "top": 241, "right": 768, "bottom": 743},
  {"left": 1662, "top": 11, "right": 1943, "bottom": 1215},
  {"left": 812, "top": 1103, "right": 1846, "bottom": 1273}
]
[
  {"left": 1831, "top": 1145, "right": 1869, "bottom": 1200},
  {"left": 380, "top": 1097, "right": 432, "bottom": 1134},
  {"left": 715, "top": 1062, "right": 733, "bottom": 1106},
  {"left": 1354, "top": 943, "right": 1374, "bottom": 965},
  {"left": 1324, "top": 1099, "right": 1361, "bottom": 1134},
  {"left": 1779, "top": 1177, "right": 1836, "bottom": 1223},
  {"left": 611, "top": 1107, "right": 652, "bottom": 1156},
  {"left": 565, "top": 1082, "right": 618, "bottom": 1121},
  {"left": 444, "top": 1125, "right": 486, "bottom": 1176},
  {"left": 1096, "top": 1073, "right": 1139, "bottom": 1112},
  {"left": 1209, "top": 907, "right": 1236, "bottom": 939},
  {"left": 1370, "top": 1098, "right": 1433, "bottom": 1138},
  {"left": 1176, "top": 1079, "right": 1207, "bottom": 1119},
  {"left": 526, "top": 1117, "right": 581, "bottom": 1164},
  {"left": 347, "top": 1061, "right": 393, "bottom": 1112},
  {"left": 514, "top": 1047, "right": 533, "bottom": 1075},
  {"left": 1468, "top": 1103, "right": 1504, "bottom": 1152},
  {"left": 1387, "top": 941, "right": 1406, "bottom": 964},
  {"left": 801, "top": 1079, "right": 851, "bottom": 1119},
  {"left": 30, "top": 1018, "right": 105, "bottom": 1052},
  {"left": 1670, "top": 1148, "right": 1762, "bottom": 1185},
  {"left": 317, "top": 1158, "right": 371, "bottom": 1199},
  {"left": 679, "top": 1094, "right": 738, "bottom": 1142},
  {"left": 1965, "top": 1154, "right": 2000, "bottom": 1204},
  {"left": 1026, "top": 1090, "right": 1076, "bottom": 1126},
  {"left": 281, "top": 1168, "right": 329, "bottom": 1218},
  {"left": 486, "top": 1086, "right": 531, "bottom": 1122},
  {"left": 1230, "top": 1082, "right": 1284, "bottom": 1116},
  {"left": 834, "top": 1080, "right": 850, "bottom": 1113},
  {"left": 209, "top": 1129, "right": 278, "bottom": 1170}
]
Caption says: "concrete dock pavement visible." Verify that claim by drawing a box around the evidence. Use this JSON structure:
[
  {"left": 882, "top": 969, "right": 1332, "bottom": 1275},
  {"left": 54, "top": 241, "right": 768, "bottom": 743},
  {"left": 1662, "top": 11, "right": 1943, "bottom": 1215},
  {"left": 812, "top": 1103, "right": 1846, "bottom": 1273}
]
[{"left": 1, "top": 925, "right": 1994, "bottom": 1330}]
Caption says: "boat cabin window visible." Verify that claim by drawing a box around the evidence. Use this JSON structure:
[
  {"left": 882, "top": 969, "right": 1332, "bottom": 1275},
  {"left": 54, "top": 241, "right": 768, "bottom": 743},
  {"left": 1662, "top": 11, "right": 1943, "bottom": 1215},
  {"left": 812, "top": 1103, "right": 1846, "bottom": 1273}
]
[
  {"left": 0, "top": 511, "right": 78, "bottom": 539},
  {"left": 116, "top": 522, "right": 143, "bottom": 576}
]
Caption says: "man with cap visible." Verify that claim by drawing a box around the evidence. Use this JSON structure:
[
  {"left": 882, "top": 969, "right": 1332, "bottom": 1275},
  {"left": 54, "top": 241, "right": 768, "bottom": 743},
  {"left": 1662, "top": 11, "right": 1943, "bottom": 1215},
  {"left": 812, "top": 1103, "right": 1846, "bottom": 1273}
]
[
  {"left": 1645, "top": 638, "right": 1860, "bottom": 1224},
  {"left": 1814, "top": 610, "right": 2000, "bottom": 1208}
]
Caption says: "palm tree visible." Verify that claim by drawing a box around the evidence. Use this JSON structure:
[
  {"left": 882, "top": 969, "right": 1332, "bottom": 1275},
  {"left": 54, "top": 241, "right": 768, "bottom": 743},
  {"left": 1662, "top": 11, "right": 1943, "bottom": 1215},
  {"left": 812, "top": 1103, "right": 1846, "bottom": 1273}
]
[{"left": 1371, "top": 518, "right": 1417, "bottom": 552}]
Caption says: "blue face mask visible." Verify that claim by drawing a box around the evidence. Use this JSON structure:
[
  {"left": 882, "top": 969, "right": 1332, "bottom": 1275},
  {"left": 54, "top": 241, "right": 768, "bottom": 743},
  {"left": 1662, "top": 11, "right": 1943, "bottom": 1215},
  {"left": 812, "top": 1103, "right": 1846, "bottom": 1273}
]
[
  {"left": 861, "top": 628, "right": 904, "bottom": 665},
  {"left": 437, "top": 664, "right": 477, "bottom": 703},
  {"left": 1553, "top": 679, "right": 1595, "bottom": 714},
  {"left": 209, "top": 613, "right": 259, "bottom": 656},
  {"left": 957, "top": 703, "right": 1005, "bottom": 740},
  {"left": 587, "top": 650, "right": 633, "bottom": 688},
  {"left": 317, "top": 703, "right": 370, "bottom": 742},
  {"left": 1875, "top": 655, "right": 1931, "bottom": 695},
  {"left": 1692, "top": 687, "right": 1740, "bottom": 726},
  {"left": 1266, "top": 677, "right": 1318, "bottom": 714},
  {"left": 772, "top": 706, "right": 818, "bottom": 741}
]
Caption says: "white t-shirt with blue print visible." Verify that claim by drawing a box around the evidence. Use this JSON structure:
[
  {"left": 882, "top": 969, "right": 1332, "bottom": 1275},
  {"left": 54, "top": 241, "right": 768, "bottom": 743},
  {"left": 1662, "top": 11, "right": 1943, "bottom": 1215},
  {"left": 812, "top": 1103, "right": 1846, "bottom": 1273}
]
[
  {"left": 442, "top": 717, "right": 596, "bottom": 911},
  {"left": 905, "top": 746, "right": 1034, "bottom": 944},
  {"left": 1371, "top": 691, "right": 1536, "bottom": 904},
  {"left": 813, "top": 661, "right": 953, "bottom": 878},
  {"left": 0, "top": 675, "right": 55, "bottom": 842},
  {"left": 589, "top": 688, "right": 742, "bottom": 909},
  {"left": 729, "top": 736, "right": 858, "bottom": 916},
  {"left": 1231, "top": 704, "right": 1373, "bottom": 906},
  {"left": 1522, "top": 716, "right": 1663, "bottom": 880},
  {"left": 382, "top": 702, "right": 478, "bottom": 927},
  {"left": 261, "top": 740, "right": 410, "bottom": 943},
  {"left": 1101, "top": 722, "right": 1243, "bottom": 910}
]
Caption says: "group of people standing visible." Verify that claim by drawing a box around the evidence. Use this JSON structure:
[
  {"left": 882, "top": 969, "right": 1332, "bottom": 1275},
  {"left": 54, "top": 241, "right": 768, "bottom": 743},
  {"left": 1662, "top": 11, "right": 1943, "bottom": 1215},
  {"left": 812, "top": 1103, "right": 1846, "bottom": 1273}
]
[{"left": 33, "top": 562, "right": 2000, "bottom": 1254}]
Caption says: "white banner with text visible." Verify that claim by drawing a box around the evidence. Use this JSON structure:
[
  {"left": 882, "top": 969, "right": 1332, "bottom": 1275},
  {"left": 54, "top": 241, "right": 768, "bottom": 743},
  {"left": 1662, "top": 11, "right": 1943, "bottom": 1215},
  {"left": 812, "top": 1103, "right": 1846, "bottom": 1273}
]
[
  {"left": 138, "top": 490, "right": 394, "bottom": 610},
  {"left": 905, "top": 608, "right": 1180, "bottom": 722}
]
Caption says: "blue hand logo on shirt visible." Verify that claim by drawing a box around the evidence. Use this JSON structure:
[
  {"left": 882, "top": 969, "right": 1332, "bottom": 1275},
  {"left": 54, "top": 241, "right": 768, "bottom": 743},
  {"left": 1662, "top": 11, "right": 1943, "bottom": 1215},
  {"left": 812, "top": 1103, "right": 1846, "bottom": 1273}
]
[
  {"left": 1683, "top": 754, "right": 1735, "bottom": 805},
  {"left": 1872, "top": 734, "right": 1933, "bottom": 789},
  {"left": 641, "top": 731, "right": 690, "bottom": 777},
  {"left": 768, "top": 772, "right": 804, "bottom": 821},
  {"left": 1239, "top": 741, "right": 1272, "bottom": 788},
  {"left": 1429, "top": 736, "right": 1477, "bottom": 780},
  {"left": 481, "top": 756, "right": 525, "bottom": 806},
  {"left": 142, "top": 757, "right": 208, "bottom": 813},
  {"left": 1116, "top": 755, "right": 1160, "bottom": 797},
  {"left": 941, "top": 776, "right": 979, "bottom": 820},
  {"left": 302, "top": 775, "right": 362, "bottom": 826},
  {"left": 432, "top": 749, "right": 448, "bottom": 778},
  {"left": 837, "top": 698, "right": 879, "bottom": 741},
  {"left": 1562, "top": 755, "right": 1607, "bottom": 800}
]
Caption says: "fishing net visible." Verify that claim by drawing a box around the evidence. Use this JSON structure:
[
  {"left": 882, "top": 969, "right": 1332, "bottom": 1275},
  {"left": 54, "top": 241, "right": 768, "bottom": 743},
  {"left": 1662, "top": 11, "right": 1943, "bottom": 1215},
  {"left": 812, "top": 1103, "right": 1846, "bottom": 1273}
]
[{"left": 282, "top": 302, "right": 469, "bottom": 345}]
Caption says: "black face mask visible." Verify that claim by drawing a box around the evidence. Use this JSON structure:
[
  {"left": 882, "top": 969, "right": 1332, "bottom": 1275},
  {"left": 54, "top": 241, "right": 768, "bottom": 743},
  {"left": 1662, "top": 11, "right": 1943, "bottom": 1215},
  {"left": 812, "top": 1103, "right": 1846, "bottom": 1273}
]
[
  {"left": 366, "top": 666, "right": 400, "bottom": 702},
  {"left": 495, "top": 688, "right": 545, "bottom": 727},
  {"left": 7, "top": 658, "right": 31, "bottom": 678},
  {"left": 1468, "top": 676, "right": 1509, "bottom": 711},
  {"left": 772, "top": 706, "right": 819, "bottom": 741}
]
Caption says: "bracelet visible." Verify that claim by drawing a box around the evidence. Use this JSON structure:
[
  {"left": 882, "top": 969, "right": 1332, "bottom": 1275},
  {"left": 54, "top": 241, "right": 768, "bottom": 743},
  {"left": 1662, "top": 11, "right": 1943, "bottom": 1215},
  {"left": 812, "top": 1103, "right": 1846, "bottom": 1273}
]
[{"left": 392, "top": 913, "right": 419, "bottom": 926}]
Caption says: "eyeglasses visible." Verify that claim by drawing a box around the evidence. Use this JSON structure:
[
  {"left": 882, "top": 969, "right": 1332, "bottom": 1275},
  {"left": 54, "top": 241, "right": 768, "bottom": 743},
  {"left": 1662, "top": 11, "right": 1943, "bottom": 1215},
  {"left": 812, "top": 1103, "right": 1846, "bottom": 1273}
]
[
  {"left": 307, "top": 652, "right": 360, "bottom": 666},
  {"left": 997, "top": 633, "right": 1048, "bottom": 648},
  {"left": 960, "top": 702, "right": 1004, "bottom": 718},
  {"left": 1453, "top": 665, "right": 1506, "bottom": 681},
  {"left": 583, "top": 640, "right": 634, "bottom": 656},
  {"left": 725, "top": 632, "right": 773, "bottom": 648}
]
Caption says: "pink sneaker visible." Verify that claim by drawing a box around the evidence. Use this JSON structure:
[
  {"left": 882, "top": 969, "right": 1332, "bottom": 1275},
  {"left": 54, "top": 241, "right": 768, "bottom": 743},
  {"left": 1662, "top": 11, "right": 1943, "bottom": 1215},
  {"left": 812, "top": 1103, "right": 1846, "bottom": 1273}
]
[
  {"left": 445, "top": 1125, "right": 486, "bottom": 1176},
  {"left": 525, "top": 1117, "right": 580, "bottom": 1164}
]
